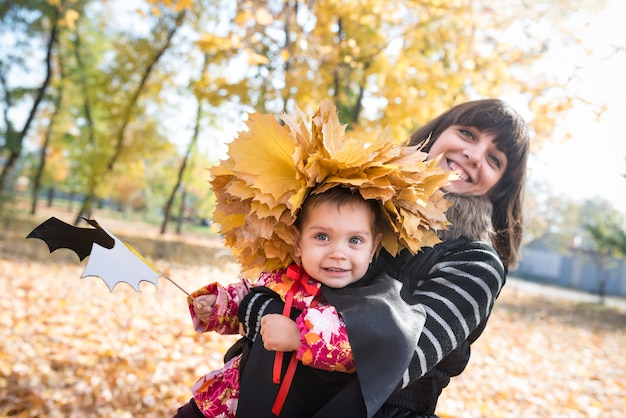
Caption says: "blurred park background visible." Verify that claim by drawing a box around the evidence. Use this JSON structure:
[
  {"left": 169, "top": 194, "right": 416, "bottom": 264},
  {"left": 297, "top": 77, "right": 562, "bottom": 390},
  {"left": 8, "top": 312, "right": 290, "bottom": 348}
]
[{"left": 1, "top": 0, "right": 625, "bottom": 416}]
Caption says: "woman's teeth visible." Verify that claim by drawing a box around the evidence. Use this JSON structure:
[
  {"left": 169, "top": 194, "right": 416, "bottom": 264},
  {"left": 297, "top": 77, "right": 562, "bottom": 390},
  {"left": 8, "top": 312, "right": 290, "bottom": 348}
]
[{"left": 448, "top": 161, "right": 469, "bottom": 181}]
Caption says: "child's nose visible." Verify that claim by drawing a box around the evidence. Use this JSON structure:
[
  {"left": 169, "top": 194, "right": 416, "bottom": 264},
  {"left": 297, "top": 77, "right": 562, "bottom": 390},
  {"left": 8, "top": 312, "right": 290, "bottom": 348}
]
[{"left": 328, "top": 243, "right": 347, "bottom": 259}]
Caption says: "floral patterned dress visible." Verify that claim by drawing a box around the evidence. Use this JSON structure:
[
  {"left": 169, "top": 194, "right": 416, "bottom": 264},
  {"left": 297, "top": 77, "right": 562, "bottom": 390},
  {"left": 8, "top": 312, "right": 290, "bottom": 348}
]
[{"left": 188, "top": 264, "right": 355, "bottom": 418}]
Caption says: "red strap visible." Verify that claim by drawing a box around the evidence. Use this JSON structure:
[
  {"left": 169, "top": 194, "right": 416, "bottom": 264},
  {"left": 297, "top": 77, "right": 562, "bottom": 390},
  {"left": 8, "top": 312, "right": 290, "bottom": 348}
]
[
  {"left": 272, "top": 351, "right": 284, "bottom": 384},
  {"left": 271, "top": 352, "right": 299, "bottom": 415},
  {"left": 270, "top": 267, "right": 304, "bottom": 414},
  {"left": 272, "top": 287, "right": 295, "bottom": 384},
  {"left": 271, "top": 266, "right": 321, "bottom": 415}
]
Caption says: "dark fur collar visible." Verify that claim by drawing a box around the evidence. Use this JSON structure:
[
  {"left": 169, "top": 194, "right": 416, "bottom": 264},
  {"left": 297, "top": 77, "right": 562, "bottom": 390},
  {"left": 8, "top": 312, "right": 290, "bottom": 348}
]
[{"left": 438, "top": 193, "right": 494, "bottom": 244}]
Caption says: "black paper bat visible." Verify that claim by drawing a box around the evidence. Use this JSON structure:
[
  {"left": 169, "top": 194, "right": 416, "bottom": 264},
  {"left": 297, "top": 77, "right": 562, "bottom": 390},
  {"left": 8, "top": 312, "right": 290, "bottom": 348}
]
[
  {"left": 26, "top": 216, "right": 193, "bottom": 297},
  {"left": 26, "top": 216, "right": 115, "bottom": 261}
]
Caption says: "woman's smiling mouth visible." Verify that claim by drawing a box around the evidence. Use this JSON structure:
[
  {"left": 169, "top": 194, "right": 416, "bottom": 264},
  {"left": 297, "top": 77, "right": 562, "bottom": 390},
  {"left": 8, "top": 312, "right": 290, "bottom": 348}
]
[{"left": 448, "top": 160, "right": 470, "bottom": 182}]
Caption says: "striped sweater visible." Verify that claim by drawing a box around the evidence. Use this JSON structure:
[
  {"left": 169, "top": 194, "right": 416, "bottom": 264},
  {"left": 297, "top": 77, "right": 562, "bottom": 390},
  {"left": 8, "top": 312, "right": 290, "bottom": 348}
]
[{"left": 395, "top": 241, "right": 505, "bottom": 392}]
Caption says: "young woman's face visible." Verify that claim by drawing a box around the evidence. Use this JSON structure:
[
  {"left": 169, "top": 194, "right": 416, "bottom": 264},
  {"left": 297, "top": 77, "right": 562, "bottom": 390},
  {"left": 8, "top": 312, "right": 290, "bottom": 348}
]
[
  {"left": 294, "top": 201, "right": 381, "bottom": 288},
  {"left": 429, "top": 125, "right": 508, "bottom": 196}
]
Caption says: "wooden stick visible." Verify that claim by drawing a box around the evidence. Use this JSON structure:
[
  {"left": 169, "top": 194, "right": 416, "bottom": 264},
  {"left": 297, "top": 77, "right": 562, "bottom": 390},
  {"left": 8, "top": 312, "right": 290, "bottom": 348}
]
[{"left": 162, "top": 274, "right": 194, "bottom": 299}]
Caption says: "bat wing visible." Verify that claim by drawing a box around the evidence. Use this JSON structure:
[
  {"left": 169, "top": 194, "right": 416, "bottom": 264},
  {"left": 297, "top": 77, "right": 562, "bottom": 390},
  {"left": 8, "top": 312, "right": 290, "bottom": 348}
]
[
  {"left": 81, "top": 224, "right": 163, "bottom": 292},
  {"left": 26, "top": 217, "right": 115, "bottom": 261}
]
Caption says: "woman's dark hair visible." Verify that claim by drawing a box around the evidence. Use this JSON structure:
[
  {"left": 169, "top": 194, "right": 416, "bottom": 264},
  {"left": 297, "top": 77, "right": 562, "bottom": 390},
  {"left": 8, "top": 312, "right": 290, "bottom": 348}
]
[{"left": 408, "top": 99, "right": 529, "bottom": 268}]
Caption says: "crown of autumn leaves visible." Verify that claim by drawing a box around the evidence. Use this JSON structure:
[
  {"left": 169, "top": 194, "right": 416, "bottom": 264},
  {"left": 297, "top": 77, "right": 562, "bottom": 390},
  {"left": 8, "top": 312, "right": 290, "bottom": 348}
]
[{"left": 209, "top": 99, "right": 454, "bottom": 277}]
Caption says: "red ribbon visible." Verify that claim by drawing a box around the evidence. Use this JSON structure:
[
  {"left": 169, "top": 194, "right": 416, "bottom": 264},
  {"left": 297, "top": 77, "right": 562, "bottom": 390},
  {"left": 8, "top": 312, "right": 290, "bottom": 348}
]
[{"left": 271, "top": 265, "right": 320, "bottom": 415}]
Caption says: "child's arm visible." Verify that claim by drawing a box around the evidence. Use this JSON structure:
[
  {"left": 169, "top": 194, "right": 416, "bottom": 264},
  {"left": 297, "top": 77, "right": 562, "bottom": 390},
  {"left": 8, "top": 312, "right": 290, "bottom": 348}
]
[
  {"left": 258, "top": 314, "right": 300, "bottom": 351},
  {"left": 296, "top": 305, "right": 355, "bottom": 372},
  {"left": 191, "top": 294, "right": 218, "bottom": 323},
  {"left": 259, "top": 306, "right": 356, "bottom": 373},
  {"left": 188, "top": 278, "right": 252, "bottom": 334}
]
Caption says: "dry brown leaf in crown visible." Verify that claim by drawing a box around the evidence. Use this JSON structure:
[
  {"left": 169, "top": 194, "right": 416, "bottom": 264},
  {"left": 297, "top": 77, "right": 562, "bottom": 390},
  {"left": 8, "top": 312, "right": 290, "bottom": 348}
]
[{"left": 210, "top": 99, "right": 454, "bottom": 278}]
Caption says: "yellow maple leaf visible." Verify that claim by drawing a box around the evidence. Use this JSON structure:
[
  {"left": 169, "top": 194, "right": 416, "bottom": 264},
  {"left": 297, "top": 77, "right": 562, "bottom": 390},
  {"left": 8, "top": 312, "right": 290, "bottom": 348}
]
[{"left": 229, "top": 113, "right": 303, "bottom": 207}]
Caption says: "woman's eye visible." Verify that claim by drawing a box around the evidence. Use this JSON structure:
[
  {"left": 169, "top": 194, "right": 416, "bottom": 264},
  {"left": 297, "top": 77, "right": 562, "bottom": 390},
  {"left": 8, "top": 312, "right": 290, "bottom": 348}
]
[
  {"left": 459, "top": 129, "right": 474, "bottom": 140},
  {"left": 349, "top": 237, "right": 363, "bottom": 245},
  {"left": 488, "top": 154, "right": 502, "bottom": 169}
]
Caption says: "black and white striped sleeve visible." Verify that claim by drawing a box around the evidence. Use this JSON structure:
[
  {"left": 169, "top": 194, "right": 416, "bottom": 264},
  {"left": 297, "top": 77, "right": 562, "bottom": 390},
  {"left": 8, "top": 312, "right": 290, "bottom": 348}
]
[{"left": 398, "top": 241, "right": 506, "bottom": 389}]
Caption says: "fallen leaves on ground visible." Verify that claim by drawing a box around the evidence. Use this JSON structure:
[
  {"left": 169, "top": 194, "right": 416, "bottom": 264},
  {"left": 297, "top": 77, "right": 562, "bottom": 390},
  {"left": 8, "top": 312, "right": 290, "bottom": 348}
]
[
  {"left": 1, "top": 257, "right": 242, "bottom": 418},
  {"left": 437, "top": 285, "right": 626, "bottom": 417},
  {"left": 1, "top": 216, "right": 625, "bottom": 417}
]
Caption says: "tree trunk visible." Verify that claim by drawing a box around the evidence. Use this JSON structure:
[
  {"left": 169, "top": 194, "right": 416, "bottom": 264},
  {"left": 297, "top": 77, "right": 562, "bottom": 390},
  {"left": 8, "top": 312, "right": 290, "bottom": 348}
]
[
  {"left": 47, "top": 187, "right": 54, "bottom": 207},
  {"left": 75, "top": 190, "right": 95, "bottom": 224},
  {"left": 598, "top": 263, "right": 607, "bottom": 304},
  {"left": 161, "top": 51, "right": 205, "bottom": 235},
  {"left": 0, "top": 10, "right": 58, "bottom": 193},
  {"left": 176, "top": 187, "right": 187, "bottom": 235},
  {"left": 0, "top": 152, "right": 19, "bottom": 194},
  {"left": 160, "top": 101, "right": 201, "bottom": 234},
  {"left": 31, "top": 57, "right": 64, "bottom": 215}
]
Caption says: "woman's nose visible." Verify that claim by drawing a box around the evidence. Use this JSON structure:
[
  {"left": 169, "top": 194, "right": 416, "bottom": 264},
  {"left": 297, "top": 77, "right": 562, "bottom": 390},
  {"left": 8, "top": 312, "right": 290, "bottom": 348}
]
[{"left": 464, "top": 147, "right": 482, "bottom": 166}]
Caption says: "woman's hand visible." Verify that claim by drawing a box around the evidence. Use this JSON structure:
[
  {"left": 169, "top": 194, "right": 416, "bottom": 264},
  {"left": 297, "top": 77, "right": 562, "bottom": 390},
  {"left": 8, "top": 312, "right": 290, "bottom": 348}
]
[
  {"left": 192, "top": 294, "right": 217, "bottom": 323},
  {"left": 260, "top": 314, "right": 300, "bottom": 352}
]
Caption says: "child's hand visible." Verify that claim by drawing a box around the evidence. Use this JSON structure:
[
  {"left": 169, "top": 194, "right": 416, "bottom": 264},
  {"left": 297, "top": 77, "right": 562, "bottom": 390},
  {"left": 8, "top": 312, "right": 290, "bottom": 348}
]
[
  {"left": 192, "top": 294, "right": 217, "bottom": 323},
  {"left": 259, "top": 314, "right": 300, "bottom": 352}
]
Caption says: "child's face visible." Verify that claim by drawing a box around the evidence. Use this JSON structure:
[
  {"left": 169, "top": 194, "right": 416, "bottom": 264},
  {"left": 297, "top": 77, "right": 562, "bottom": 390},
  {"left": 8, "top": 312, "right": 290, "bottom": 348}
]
[
  {"left": 429, "top": 125, "right": 508, "bottom": 196},
  {"left": 294, "top": 200, "right": 381, "bottom": 288}
]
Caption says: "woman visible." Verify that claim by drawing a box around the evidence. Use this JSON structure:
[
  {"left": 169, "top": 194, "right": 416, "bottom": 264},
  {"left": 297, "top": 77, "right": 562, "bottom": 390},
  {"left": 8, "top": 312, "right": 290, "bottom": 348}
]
[
  {"left": 239, "top": 98, "right": 530, "bottom": 417},
  {"left": 322, "top": 98, "right": 529, "bottom": 417}
]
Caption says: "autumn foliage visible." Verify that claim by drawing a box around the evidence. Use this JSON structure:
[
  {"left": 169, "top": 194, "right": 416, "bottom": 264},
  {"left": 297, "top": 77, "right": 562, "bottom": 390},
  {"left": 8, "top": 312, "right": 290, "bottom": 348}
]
[{"left": 210, "top": 100, "right": 452, "bottom": 277}]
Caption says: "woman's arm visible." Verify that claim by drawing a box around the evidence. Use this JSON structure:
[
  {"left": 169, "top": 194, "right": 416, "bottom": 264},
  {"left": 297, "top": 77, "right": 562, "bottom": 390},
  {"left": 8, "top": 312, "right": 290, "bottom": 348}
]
[{"left": 397, "top": 241, "right": 505, "bottom": 389}]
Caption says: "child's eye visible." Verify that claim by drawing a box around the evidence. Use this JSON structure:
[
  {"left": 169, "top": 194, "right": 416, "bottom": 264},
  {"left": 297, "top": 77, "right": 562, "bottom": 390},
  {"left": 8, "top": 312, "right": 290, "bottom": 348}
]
[
  {"left": 314, "top": 233, "right": 329, "bottom": 241},
  {"left": 349, "top": 237, "right": 363, "bottom": 245}
]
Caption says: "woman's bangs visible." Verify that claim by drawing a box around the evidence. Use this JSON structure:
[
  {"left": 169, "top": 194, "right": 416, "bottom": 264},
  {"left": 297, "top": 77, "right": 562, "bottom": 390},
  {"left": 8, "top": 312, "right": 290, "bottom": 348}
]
[{"left": 455, "top": 107, "right": 524, "bottom": 160}]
